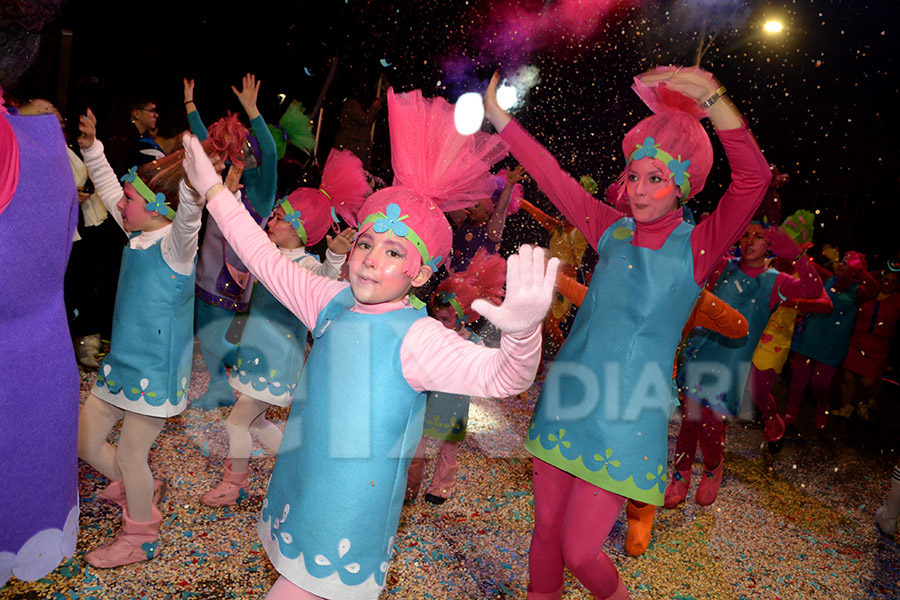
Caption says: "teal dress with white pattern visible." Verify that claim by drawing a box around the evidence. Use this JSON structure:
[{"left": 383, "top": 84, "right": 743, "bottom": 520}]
[
  {"left": 257, "top": 288, "right": 428, "bottom": 599},
  {"left": 93, "top": 235, "right": 195, "bottom": 417},
  {"left": 229, "top": 253, "right": 313, "bottom": 407},
  {"left": 524, "top": 218, "right": 700, "bottom": 506}
]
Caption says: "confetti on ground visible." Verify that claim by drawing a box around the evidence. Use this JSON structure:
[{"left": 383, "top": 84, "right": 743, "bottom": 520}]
[{"left": 2, "top": 349, "right": 898, "bottom": 599}]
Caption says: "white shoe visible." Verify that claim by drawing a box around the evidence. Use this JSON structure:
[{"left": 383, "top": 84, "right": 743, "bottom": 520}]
[{"left": 876, "top": 505, "right": 898, "bottom": 535}]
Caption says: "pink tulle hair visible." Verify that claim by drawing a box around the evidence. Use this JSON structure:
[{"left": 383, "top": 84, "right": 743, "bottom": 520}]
[
  {"left": 620, "top": 66, "right": 714, "bottom": 200},
  {"left": 435, "top": 247, "right": 506, "bottom": 322},
  {"left": 282, "top": 148, "right": 369, "bottom": 246},
  {"left": 353, "top": 88, "right": 509, "bottom": 273}
]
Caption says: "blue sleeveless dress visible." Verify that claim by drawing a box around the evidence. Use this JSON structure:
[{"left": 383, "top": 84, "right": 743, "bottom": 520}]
[
  {"left": 229, "top": 255, "right": 312, "bottom": 407},
  {"left": 93, "top": 236, "right": 195, "bottom": 417},
  {"left": 678, "top": 259, "right": 777, "bottom": 416},
  {"left": 791, "top": 276, "right": 859, "bottom": 367},
  {"left": 525, "top": 218, "right": 700, "bottom": 506},
  {"left": 257, "top": 289, "right": 428, "bottom": 599}
]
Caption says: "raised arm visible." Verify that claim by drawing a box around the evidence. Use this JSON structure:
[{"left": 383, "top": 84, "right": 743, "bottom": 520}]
[
  {"left": 485, "top": 165, "right": 526, "bottom": 242},
  {"left": 160, "top": 181, "right": 203, "bottom": 276},
  {"left": 765, "top": 228, "right": 825, "bottom": 309},
  {"left": 78, "top": 109, "right": 125, "bottom": 231},
  {"left": 182, "top": 134, "right": 344, "bottom": 328},
  {"left": 485, "top": 73, "right": 622, "bottom": 248},
  {"left": 183, "top": 78, "right": 208, "bottom": 140},
  {"left": 641, "top": 69, "right": 774, "bottom": 283},
  {"left": 403, "top": 245, "right": 559, "bottom": 396}
]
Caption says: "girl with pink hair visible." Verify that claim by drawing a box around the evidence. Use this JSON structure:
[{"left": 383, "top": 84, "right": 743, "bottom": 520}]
[
  {"left": 181, "top": 88, "right": 559, "bottom": 599},
  {"left": 484, "top": 66, "right": 772, "bottom": 599},
  {"left": 200, "top": 148, "right": 368, "bottom": 508}
]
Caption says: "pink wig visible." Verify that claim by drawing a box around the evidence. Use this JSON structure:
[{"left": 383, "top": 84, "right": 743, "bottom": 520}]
[
  {"left": 435, "top": 247, "right": 506, "bottom": 323},
  {"left": 281, "top": 148, "right": 368, "bottom": 246},
  {"left": 354, "top": 88, "right": 508, "bottom": 274},
  {"left": 205, "top": 112, "right": 249, "bottom": 166},
  {"left": 620, "top": 66, "right": 714, "bottom": 201}
]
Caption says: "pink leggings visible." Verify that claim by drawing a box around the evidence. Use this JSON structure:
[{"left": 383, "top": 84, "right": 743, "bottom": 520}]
[
  {"left": 787, "top": 353, "right": 836, "bottom": 417},
  {"left": 672, "top": 396, "right": 728, "bottom": 472},
  {"left": 265, "top": 576, "right": 325, "bottom": 599},
  {"left": 749, "top": 365, "right": 779, "bottom": 421},
  {"left": 528, "top": 458, "right": 625, "bottom": 597}
]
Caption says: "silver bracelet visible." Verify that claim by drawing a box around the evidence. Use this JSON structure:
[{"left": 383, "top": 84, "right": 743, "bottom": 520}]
[{"left": 700, "top": 86, "right": 727, "bottom": 109}]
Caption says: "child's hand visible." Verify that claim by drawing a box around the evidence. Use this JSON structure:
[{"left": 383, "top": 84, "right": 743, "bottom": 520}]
[
  {"left": 224, "top": 164, "right": 244, "bottom": 194},
  {"left": 506, "top": 165, "right": 527, "bottom": 185},
  {"left": 231, "top": 73, "right": 261, "bottom": 120},
  {"left": 326, "top": 227, "right": 356, "bottom": 255},
  {"left": 183, "top": 78, "right": 195, "bottom": 104},
  {"left": 763, "top": 226, "right": 801, "bottom": 261},
  {"left": 77, "top": 108, "right": 97, "bottom": 149},
  {"left": 182, "top": 133, "right": 222, "bottom": 198},
  {"left": 471, "top": 245, "right": 559, "bottom": 337}
]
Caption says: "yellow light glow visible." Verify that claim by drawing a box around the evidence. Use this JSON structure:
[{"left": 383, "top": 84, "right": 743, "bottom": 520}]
[{"left": 764, "top": 20, "right": 784, "bottom": 33}]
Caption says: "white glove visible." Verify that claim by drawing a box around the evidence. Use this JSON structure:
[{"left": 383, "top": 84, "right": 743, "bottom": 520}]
[
  {"left": 182, "top": 133, "right": 221, "bottom": 198},
  {"left": 471, "top": 245, "right": 559, "bottom": 337}
]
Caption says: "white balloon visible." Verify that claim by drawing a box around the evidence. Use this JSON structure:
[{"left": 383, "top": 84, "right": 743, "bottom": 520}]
[
  {"left": 454, "top": 92, "right": 484, "bottom": 136},
  {"left": 496, "top": 85, "right": 518, "bottom": 110}
]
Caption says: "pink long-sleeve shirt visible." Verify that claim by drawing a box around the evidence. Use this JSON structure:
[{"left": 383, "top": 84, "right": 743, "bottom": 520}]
[
  {"left": 204, "top": 188, "right": 541, "bottom": 398},
  {"left": 499, "top": 120, "right": 773, "bottom": 287}
]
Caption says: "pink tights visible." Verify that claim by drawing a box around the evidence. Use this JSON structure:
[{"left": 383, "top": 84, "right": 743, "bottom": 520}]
[
  {"left": 749, "top": 366, "right": 779, "bottom": 421},
  {"left": 265, "top": 576, "right": 325, "bottom": 600},
  {"left": 787, "top": 353, "right": 836, "bottom": 419},
  {"left": 672, "top": 396, "right": 728, "bottom": 472},
  {"left": 528, "top": 458, "right": 625, "bottom": 598}
]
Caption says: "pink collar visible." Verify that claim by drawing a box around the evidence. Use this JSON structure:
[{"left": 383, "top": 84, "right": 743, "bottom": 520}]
[
  {"left": 632, "top": 207, "right": 685, "bottom": 250},
  {"left": 0, "top": 90, "right": 21, "bottom": 216}
]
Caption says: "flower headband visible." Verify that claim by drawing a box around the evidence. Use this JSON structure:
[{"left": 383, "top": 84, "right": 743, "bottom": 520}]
[
  {"left": 120, "top": 166, "right": 175, "bottom": 220},
  {"left": 359, "top": 202, "right": 443, "bottom": 272},
  {"left": 434, "top": 290, "right": 467, "bottom": 325},
  {"left": 279, "top": 190, "right": 341, "bottom": 245},
  {"left": 627, "top": 136, "right": 692, "bottom": 200}
]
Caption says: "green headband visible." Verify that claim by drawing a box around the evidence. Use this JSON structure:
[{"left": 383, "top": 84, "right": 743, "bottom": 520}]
[
  {"left": 358, "top": 203, "right": 443, "bottom": 272},
  {"left": 435, "top": 290, "right": 466, "bottom": 324},
  {"left": 279, "top": 199, "right": 308, "bottom": 245},
  {"left": 120, "top": 166, "right": 176, "bottom": 220},
  {"left": 626, "top": 136, "right": 692, "bottom": 200}
]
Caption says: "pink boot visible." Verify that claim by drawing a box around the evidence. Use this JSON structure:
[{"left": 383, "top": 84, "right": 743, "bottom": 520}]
[
  {"left": 526, "top": 583, "right": 563, "bottom": 600},
  {"left": 424, "top": 440, "right": 460, "bottom": 504},
  {"left": 695, "top": 461, "right": 724, "bottom": 506},
  {"left": 763, "top": 414, "right": 785, "bottom": 443},
  {"left": 594, "top": 574, "right": 631, "bottom": 600},
  {"left": 84, "top": 506, "right": 161, "bottom": 568},
  {"left": 663, "top": 469, "right": 691, "bottom": 509},
  {"left": 201, "top": 458, "right": 249, "bottom": 507},
  {"left": 98, "top": 478, "right": 166, "bottom": 508}
]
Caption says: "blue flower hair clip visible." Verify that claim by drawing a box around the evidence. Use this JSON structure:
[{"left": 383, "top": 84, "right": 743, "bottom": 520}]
[
  {"left": 279, "top": 199, "right": 308, "bottom": 244},
  {"left": 119, "top": 166, "right": 138, "bottom": 184},
  {"left": 667, "top": 157, "right": 691, "bottom": 187},
  {"left": 120, "top": 165, "right": 176, "bottom": 220},
  {"left": 373, "top": 203, "right": 410, "bottom": 237},
  {"left": 632, "top": 137, "right": 659, "bottom": 161},
  {"left": 145, "top": 192, "right": 176, "bottom": 220},
  {"left": 426, "top": 255, "right": 443, "bottom": 271}
]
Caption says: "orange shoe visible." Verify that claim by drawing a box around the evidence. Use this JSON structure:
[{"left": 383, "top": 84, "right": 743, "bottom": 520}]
[{"left": 625, "top": 500, "right": 655, "bottom": 557}]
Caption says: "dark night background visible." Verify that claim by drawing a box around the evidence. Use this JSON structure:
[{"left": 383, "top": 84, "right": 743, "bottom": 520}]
[{"left": 13, "top": 0, "right": 900, "bottom": 267}]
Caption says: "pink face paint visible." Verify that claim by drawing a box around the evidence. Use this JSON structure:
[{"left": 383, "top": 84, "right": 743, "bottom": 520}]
[{"left": 651, "top": 182, "right": 675, "bottom": 200}]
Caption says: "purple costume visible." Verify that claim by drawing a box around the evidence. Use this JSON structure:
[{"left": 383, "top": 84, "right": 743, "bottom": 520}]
[{"left": 0, "top": 108, "right": 80, "bottom": 585}]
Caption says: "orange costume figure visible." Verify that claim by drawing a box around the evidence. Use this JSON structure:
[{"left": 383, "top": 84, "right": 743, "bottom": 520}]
[{"left": 519, "top": 198, "right": 589, "bottom": 353}]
